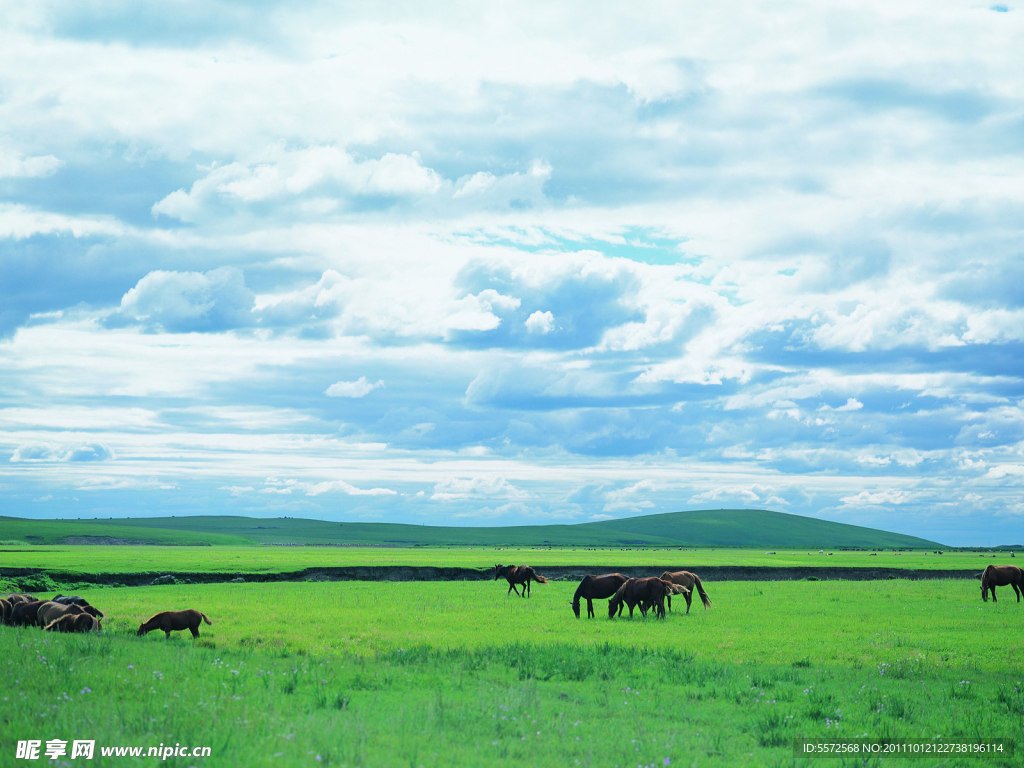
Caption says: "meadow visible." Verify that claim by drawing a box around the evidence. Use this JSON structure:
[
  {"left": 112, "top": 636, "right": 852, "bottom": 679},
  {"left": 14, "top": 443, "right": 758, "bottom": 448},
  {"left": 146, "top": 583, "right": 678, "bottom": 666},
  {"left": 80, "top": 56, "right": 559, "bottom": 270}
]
[
  {"left": 0, "top": 544, "right": 997, "bottom": 577},
  {"left": 3, "top": 578, "right": 1021, "bottom": 767}
]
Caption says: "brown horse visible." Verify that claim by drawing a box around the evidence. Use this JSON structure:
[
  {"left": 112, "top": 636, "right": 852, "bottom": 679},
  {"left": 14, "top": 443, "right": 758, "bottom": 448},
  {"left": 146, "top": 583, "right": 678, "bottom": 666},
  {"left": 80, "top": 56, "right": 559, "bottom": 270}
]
[
  {"left": 137, "top": 609, "right": 213, "bottom": 638},
  {"left": 494, "top": 564, "right": 548, "bottom": 598},
  {"left": 608, "top": 577, "right": 688, "bottom": 619},
  {"left": 981, "top": 564, "right": 1023, "bottom": 602},
  {"left": 44, "top": 613, "right": 101, "bottom": 633},
  {"left": 572, "top": 573, "right": 629, "bottom": 618},
  {"left": 659, "top": 570, "right": 713, "bottom": 613}
]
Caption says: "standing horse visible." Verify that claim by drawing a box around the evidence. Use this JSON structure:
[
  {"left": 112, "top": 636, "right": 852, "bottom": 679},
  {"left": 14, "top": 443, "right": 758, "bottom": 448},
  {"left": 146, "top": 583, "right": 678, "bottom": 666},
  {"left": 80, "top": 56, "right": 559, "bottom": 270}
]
[
  {"left": 494, "top": 564, "right": 549, "bottom": 598},
  {"left": 608, "top": 577, "right": 688, "bottom": 619},
  {"left": 659, "top": 570, "right": 713, "bottom": 613},
  {"left": 980, "top": 564, "right": 1023, "bottom": 602},
  {"left": 571, "top": 573, "right": 629, "bottom": 618}
]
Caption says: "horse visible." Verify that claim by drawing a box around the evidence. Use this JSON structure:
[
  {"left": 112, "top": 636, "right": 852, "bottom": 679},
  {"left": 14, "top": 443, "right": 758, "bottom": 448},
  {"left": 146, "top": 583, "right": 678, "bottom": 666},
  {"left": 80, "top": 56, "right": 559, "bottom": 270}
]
[
  {"left": 608, "top": 577, "right": 688, "bottom": 619},
  {"left": 9, "top": 600, "right": 45, "bottom": 627},
  {"left": 0, "top": 598, "right": 11, "bottom": 625},
  {"left": 137, "top": 609, "right": 213, "bottom": 638},
  {"left": 571, "top": 573, "right": 629, "bottom": 618},
  {"left": 53, "top": 594, "right": 105, "bottom": 618},
  {"left": 493, "top": 564, "right": 548, "bottom": 598},
  {"left": 44, "top": 613, "right": 101, "bottom": 633},
  {"left": 659, "top": 570, "right": 713, "bottom": 613},
  {"left": 980, "top": 564, "right": 1023, "bottom": 602}
]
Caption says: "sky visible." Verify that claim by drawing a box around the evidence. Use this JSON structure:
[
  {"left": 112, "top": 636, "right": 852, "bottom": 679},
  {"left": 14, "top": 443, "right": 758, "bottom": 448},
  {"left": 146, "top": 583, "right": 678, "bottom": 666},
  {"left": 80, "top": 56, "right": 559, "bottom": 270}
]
[{"left": 1, "top": 2, "right": 1022, "bottom": 546}]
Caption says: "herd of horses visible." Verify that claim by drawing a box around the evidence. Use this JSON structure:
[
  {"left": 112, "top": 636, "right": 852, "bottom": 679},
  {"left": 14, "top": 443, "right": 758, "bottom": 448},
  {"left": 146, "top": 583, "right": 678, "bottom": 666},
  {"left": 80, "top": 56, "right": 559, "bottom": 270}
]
[
  {"left": 496, "top": 562, "right": 1024, "bottom": 617},
  {"left": 494, "top": 564, "right": 714, "bottom": 619},
  {"left": 1, "top": 592, "right": 213, "bottom": 638}
]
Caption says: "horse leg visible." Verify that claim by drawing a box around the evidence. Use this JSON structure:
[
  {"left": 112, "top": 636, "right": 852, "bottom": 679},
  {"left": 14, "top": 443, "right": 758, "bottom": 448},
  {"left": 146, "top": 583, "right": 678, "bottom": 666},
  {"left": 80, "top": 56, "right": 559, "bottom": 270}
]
[
  {"left": 523, "top": 579, "right": 530, "bottom": 598},
  {"left": 507, "top": 581, "right": 519, "bottom": 597},
  {"left": 685, "top": 591, "right": 693, "bottom": 615},
  {"left": 586, "top": 598, "right": 594, "bottom": 619},
  {"left": 1013, "top": 582, "right": 1022, "bottom": 602},
  {"left": 190, "top": 625, "right": 200, "bottom": 638}
]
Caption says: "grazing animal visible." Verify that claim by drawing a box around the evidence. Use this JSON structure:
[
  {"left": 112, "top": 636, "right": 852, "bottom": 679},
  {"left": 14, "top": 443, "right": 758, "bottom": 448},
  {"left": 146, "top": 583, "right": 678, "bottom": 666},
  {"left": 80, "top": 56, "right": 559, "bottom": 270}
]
[
  {"left": 980, "top": 564, "right": 1024, "bottom": 602},
  {"left": 10, "top": 600, "right": 45, "bottom": 628},
  {"left": 137, "top": 609, "right": 213, "bottom": 638},
  {"left": 493, "top": 564, "right": 549, "bottom": 598},
  {"left": 44, "top": 613, "right": 101, "bottom": 633},
  {"left": 53, "top": 595, "right": 105, "bottom": 618},
  {"left": 4, "top": 593, "right": 35, "bottom": 606},
  {"left": 659, "top": 570, "right": 713, "bottom": 613},
  {"left": 571, "top": 573, "right": 629, "bottom": 618},
  {"left": 608, "top": 577, "right": 688, "bottom": 619},
  {"left": 0, "top": 598, "right": 11, "bottom": 625},
  {"left": 36, "top": 601, "right": 101, "bottom": 628}
]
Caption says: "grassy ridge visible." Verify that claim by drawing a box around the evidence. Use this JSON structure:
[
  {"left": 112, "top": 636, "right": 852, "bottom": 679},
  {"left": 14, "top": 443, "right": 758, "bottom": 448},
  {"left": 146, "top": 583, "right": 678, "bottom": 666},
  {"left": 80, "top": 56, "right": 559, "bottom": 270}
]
[
  {"left": 3, "top": 580, "right": 1020, "bottom": 767},
  {"left": 0, "top": 509, "right": 943, "bottom": 548}
]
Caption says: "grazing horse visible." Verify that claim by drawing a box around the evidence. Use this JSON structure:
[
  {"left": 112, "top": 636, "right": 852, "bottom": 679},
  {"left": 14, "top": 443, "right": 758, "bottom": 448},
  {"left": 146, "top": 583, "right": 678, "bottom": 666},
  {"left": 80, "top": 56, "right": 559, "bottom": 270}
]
[
  {"left": 981, "top": 564, "right": 1024, "bottom": 602},
  {"left": 659, "top": 570, "right": 713, "bottom": 614},
  {"left": 608, "top": 577, "right": 688, "bottom": 619},
  {"left": 44, "top": 613, "right": 101, "bottom": 633},
  {"left": 571, "top": 573, "right": 629, "bottom": 618},
  {"left": 493, "top": 564, "right": 548, "bottom": 598},
  {"left": 137, "top": 609, "right": 213, "bottom": 638}
]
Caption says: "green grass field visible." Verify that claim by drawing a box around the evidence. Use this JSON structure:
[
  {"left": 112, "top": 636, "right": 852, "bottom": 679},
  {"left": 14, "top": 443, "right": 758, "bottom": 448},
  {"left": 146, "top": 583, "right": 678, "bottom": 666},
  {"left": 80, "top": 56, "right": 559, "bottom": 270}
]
[
  {"left": 0, "top": 544, "right": 1002, "bottom": 580},
  {"left": 3, "top": 578, "right": 1021, "bottom": 767}
]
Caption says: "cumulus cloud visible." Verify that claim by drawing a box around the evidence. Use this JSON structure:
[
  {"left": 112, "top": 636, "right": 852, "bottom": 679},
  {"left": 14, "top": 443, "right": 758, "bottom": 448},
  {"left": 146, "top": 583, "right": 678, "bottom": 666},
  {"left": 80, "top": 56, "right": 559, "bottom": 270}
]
[
  {"left": 112, "top": 267, "right": 255, "bottom": 332},
  {"left": 0, "top": 149, "right": 62, "bottom": 179},
  {"left": 325, "top": 377, "right": 383, "bottom": 398}
]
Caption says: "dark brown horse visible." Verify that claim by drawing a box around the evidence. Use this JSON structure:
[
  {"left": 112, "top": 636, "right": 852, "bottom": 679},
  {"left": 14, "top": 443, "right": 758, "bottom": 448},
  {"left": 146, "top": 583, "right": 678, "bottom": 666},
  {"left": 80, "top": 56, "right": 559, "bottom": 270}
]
[
  {"left": 572, "top": 573, "right": 629, "bottom": 618},
  {"left": 494, "top": 564, "right": 548, "bottom": 597},
  {"left": 659, "top": 570, "right": 712, "bottom": 613},
  {"left": 608, "top": 577, "right": 688, "bottom": 619},
  {"left": 44, "top": 613, "right": 101, "bottom": 633},
  {"left": 981, "top": 564, "right": 1023, "bottom": 602},
  {"left": 137, "top": 609, "right": 212, "bottom": 638}
]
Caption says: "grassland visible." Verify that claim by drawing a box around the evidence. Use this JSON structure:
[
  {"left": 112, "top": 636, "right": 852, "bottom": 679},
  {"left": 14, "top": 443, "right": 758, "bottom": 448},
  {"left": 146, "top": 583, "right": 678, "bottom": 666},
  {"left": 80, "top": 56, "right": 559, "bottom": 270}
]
[
  {"left": 3, "top": 579, "right": 1021, "bottom": 767},
  {"left": 0, "top": 508, "right": 946, "bottom": 549},
  {"left": 0, "top": 544, "right": 1001, "bottom": 583}
]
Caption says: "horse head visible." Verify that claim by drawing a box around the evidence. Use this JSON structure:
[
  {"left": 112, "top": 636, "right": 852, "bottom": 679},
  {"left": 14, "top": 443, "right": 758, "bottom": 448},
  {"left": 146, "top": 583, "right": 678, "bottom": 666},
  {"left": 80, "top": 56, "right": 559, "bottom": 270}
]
[{"left": 493, "top": 564, "right": 503, "bottom": 580}]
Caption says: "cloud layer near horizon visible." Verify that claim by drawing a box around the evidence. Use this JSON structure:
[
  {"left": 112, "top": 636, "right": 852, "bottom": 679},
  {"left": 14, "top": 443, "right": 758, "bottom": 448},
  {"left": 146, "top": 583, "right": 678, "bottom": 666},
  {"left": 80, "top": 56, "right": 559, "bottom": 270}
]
[{"left": 2, "top": 1, "right": 1023, "bottom": 545}]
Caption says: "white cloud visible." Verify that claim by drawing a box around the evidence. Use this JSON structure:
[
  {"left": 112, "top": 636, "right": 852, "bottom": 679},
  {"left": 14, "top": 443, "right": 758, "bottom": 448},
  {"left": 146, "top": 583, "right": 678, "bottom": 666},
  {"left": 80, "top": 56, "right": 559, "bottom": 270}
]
[
  {"left": 525, "top": 310, "right": 555, "bottom": 334},
  {"left": 116, "top": 267, "right": 255, "bottom": 332},
  {"left": 325, "top": 377, "right": 383, "bottom": 398},
  {"left": 0, "top": 149, "right": 61, "bottom": 178}
]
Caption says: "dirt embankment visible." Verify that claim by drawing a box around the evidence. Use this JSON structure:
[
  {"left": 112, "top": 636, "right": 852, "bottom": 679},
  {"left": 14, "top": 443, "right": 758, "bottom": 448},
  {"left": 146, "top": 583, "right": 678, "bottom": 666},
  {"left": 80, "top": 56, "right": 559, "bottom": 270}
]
[{"left": 0, "top": 565, "right": 983, "bottom": 587}]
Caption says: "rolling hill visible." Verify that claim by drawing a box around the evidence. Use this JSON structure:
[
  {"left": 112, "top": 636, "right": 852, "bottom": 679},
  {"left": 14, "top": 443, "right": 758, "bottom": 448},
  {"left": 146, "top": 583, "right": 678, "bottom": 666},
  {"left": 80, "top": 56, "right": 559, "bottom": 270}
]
[{"left": 0, "top": 509, "right": 943, "bottom": 549}]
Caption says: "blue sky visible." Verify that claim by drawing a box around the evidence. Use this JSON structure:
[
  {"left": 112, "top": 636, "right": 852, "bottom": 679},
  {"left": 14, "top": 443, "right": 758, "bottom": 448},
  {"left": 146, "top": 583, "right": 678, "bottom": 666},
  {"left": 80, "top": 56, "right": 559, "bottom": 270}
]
[{"left": 2, "top": 2, "right": 1022, "bottom": 546}]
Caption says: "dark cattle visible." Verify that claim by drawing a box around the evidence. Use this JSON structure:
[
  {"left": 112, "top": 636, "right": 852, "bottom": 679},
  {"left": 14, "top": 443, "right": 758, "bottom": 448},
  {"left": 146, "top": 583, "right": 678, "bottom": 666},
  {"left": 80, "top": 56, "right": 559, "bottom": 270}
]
[
  {"left": 571, "top": 573, "right": 629, "bottom": 618},
  {"left": 137, "top": 610, "right": 213, "bottom": 639},
  {"left": 0, "top": 598, "right": 11, "bottom": 625}
]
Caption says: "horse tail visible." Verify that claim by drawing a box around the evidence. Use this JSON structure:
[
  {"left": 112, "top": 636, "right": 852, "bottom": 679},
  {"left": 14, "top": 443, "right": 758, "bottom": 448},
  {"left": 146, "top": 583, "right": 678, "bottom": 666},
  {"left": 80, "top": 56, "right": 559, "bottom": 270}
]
[
  {"left": 693, "top": 575, "right": 712, "bottom": 608},
  {"left": 533, "top": 573, "right": 548, "bottom": 583},
  {"left": 200, "top": 612, "right": 212, "bottom": 625}
]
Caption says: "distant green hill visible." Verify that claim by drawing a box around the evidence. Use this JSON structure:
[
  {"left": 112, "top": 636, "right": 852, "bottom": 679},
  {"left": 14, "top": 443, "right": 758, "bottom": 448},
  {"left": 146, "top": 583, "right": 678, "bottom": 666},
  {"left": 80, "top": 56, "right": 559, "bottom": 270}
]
[{"left": 0, "top": 509, "right": 942, "bottom": 548}]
